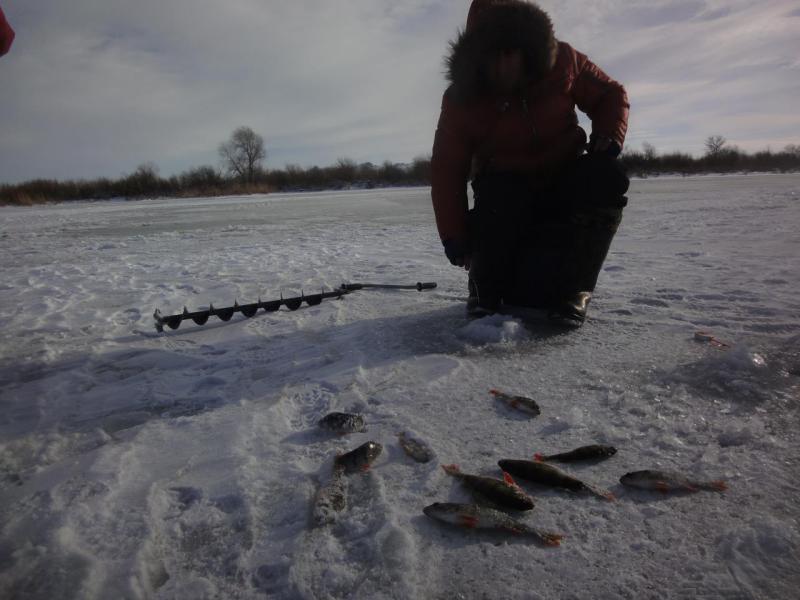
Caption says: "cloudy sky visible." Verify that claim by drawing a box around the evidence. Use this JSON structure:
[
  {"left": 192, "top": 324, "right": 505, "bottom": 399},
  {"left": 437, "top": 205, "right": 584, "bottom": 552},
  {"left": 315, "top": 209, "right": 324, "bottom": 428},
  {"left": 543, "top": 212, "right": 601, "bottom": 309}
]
[{"left": 1, "top": 0, "right": 798, "bottom": 183}]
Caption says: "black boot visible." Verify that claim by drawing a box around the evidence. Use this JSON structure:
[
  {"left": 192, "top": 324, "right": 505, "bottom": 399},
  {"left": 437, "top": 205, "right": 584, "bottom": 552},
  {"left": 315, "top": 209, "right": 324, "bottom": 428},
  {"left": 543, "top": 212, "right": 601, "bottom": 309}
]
[
  {"left": 548, "top": 291, "right": 593, "bottom": 326},
  {"left": 547, "top": 205, "right": 623, "bottom": 326},
  {"left": 466, "top": 173, "right": 529, "bottom": 316},
  {"left": 546, "top": 153, "right": 628, "bottom": 326},
  {"left": 466, "top": 276, "right": 499, "bottom": 317}
]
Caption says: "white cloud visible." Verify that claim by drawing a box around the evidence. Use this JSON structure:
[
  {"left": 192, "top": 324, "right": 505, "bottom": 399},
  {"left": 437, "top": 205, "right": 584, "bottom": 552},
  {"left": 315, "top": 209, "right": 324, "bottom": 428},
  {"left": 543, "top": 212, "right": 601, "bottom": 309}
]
[
  {"left": 0, "top": 0, "right": 798, "bottom": 182},
  {"left": 544, "top": 0, "right": 800, "bottom": 154}
]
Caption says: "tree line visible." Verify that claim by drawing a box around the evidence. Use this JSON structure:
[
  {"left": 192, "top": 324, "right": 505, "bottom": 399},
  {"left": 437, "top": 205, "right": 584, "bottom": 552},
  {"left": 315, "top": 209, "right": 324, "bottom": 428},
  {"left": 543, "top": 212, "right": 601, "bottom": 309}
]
[
  {"left": 619, "top": 136, "right": 800, "bottom": 177},
  {"left": 0, "top": 158, "right": 432, "bottom": 206},
  {"left": 1, "top": 129, "right": 798, "bottom": 206},
  {"left": 0, "top": 126, "right": 431, "bottom": 206}
]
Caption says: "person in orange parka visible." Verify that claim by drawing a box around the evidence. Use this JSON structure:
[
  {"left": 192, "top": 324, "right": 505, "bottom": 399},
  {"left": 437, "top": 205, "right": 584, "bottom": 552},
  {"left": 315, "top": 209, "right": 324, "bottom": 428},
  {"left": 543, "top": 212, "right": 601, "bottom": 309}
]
[
  {"left": 0, "top": 5, "right": 14, "bottom": 57},
  {"left": 431, "top": 0, "right": 630, "bottom": 324}
]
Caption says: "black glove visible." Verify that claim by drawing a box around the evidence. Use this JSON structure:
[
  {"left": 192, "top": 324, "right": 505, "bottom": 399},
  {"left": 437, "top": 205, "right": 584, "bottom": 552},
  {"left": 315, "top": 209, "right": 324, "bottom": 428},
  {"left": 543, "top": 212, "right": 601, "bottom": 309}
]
[
  {"left": 570, "top": 152, "right": 629, "bottom": 207},
  {"left": 588, "top": 134, "right": 622, "bottom": 159},
  {"left": 443, "top": 238, "right": 469, "bottom": 266}
]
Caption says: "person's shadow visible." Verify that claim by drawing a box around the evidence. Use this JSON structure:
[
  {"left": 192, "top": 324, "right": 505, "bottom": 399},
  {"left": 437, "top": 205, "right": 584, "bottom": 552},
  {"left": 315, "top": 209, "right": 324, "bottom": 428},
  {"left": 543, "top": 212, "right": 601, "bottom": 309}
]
[{"left": 1, "top": 303, "right": 569, "bottom": 448}]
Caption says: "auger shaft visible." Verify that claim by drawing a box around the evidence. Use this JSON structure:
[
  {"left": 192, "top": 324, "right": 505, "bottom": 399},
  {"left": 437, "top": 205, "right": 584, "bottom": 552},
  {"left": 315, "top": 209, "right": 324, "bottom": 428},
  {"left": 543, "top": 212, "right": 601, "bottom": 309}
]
[
  {"left": 342, "top": 282, "right": 437, "bottom": 291},
  {"left": 153, "top": 282, "right": 437, "bottom": 333}
]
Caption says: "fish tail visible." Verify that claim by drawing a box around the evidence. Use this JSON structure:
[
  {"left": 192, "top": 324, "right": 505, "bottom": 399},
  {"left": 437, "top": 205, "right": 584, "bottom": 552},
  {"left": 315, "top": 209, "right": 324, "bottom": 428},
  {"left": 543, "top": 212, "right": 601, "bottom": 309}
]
[
  {"left": 533, "top": 453, "right": 546, "bottom": 462},
  {"left": 589, "top": 485, "right": 616, "bottom": 502},
  {"left": 442, "top": 464, "right": 461, "bottom": 476},
  {"left": 539, "top": 531, "right": 563, "bottom": 547},
  {"left": 709, "top": 480, "right": 728, "bottom": 492}
]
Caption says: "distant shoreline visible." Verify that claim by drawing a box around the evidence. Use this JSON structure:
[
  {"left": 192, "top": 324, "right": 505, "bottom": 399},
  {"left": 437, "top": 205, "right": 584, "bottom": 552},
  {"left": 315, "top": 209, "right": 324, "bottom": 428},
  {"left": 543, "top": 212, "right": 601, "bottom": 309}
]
[
  {"left": 628, "top": 170, "right": 800, "bottom": 181},
  {"left": 2, "top": 169, "right": 798, "bottom": 208}
]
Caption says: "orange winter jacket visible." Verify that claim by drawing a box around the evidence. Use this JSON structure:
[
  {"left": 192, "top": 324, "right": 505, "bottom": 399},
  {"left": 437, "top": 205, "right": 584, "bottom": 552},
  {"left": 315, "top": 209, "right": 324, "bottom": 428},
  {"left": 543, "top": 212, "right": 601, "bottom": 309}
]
[
  {"left": 0, "top": 6, "right": 14, "bottom": 56},
  {"left": 431, "top": 0, "right": 629, "bottom": 245}
]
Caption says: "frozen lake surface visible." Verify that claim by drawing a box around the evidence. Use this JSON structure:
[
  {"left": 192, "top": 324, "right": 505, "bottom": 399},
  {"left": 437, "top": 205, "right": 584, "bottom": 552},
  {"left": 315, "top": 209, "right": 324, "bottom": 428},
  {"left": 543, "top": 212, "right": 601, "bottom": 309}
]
[{"left": 1, "top": 174, "right": 798, "bottom": 599}]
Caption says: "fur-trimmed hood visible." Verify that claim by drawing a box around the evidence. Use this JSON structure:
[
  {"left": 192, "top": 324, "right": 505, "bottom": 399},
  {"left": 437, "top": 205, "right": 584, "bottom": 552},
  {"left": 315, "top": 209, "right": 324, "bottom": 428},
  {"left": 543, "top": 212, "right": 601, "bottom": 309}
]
[{"left": 446, "top": 0, "right": 557, "bottom": 102}]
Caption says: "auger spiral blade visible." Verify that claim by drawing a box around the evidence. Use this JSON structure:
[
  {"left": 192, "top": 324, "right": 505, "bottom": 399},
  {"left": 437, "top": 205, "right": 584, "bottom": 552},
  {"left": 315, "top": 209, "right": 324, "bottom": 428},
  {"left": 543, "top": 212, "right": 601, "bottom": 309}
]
[
  {"left": 152, "top": 280, "right": 436, "bottom": 333},
  {"left": 305, "top": 290, "right": 324, "bottom": 306},
  {"left": 283, "top": 295, "right": 303, "bottom": 311},
  {"left": 184, "top": 306, "right": 209, "bottom": 326},
  {"left": 263, "top": 299, "right": 281, "bottom": 312},
  {"left": 240, "top": 301, "right": 259, "bottom": 318},
  {"left": 212, "top": 303, "right": 235, "bottom": 322}
]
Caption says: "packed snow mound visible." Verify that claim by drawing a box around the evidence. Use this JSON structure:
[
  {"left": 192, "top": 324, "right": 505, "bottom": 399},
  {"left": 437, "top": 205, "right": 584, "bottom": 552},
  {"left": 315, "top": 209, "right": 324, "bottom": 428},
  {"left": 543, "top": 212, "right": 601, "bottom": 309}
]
[{"left": 456, "top": 314, "right": 528, "bottom": 345}]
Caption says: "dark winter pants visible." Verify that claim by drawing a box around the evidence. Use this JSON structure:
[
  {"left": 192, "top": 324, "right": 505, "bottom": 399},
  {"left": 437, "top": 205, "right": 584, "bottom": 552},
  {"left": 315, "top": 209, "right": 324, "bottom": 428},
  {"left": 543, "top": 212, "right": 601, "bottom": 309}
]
[{"left": 467, "top": 153, "right": 629, "bottom": 310}]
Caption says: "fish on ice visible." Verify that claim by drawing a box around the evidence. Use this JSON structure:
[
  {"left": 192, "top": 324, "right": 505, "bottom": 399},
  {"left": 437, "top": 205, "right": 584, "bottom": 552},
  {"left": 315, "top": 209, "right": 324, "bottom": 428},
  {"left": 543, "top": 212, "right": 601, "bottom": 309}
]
[
  {"left": 694, "top": 331, "right": 731, "bottom": 349},
  {"left": 442, "top": 464, "right": 535, "bottom": 511},
  {"left": 398, "top": 431, "right": 434, "bottom": 463},
  {"left": 335, "top": 441, "right": 383, "bottom": 473},
  {"left": 318, "top": 412, "right": 367, "bottom": 434},
  {"left": 534, "top": 444, "right": 617, "bottom": 463},
  {"left": 312, "top": 470, "right": 347, "bottom": 527},
  {"left": 498, "top": 459, "right": 615, "bottom": 501},
  {"left": 489, "top": 389, "right": 541, "bottom": 417},
  {"left": 620, "top": 470, "right": 727, "bottom": 493},
  {"left": 423, "top": 503, "right": 562, "bottom": 546}
]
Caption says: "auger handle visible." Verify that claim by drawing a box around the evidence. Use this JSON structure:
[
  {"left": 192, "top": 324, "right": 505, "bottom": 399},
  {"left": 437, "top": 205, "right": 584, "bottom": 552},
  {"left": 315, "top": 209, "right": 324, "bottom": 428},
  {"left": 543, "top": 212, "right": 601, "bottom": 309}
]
[{"left": 340, "top": 282, "right": 437, "bottom": 292}]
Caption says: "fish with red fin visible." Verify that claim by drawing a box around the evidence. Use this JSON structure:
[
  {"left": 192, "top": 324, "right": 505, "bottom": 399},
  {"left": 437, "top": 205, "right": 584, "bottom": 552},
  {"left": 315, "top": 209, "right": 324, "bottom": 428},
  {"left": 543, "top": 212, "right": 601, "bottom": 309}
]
[
  {"left": 498, "top": 459, "right": 615, "bottom": 501},
  {"left": 423, "top": 503, "right": 562, "bottom": 546},
  {"left": 442, "top": 464, "right": 535, "bottom": 511},
  {"left": 335, "top": 441, "right": 383, "bottom": 474}
]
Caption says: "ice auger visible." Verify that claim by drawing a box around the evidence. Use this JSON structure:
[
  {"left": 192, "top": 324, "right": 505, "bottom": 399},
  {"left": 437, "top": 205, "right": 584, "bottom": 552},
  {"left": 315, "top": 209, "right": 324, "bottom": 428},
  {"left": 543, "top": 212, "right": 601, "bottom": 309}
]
[{"left": 153, "top": 282, "right": 437, "bottom": 333}]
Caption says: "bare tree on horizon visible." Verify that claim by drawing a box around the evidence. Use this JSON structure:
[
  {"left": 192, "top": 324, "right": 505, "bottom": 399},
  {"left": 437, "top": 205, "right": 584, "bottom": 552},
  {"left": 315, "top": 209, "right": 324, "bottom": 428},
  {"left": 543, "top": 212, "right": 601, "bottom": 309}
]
[
  {"left": 219, "top": 127, "right": 267, "bottom": 182},
  {"left": 705, "top": 135, "right": 727, "bottom": 156}
]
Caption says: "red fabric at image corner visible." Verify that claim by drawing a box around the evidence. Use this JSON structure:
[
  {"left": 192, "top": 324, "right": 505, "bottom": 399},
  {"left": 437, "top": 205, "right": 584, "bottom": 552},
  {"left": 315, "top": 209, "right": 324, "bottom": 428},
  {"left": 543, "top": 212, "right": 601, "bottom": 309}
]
[{"left": 1, "top": 6, "right": 15, "bottom": 57}]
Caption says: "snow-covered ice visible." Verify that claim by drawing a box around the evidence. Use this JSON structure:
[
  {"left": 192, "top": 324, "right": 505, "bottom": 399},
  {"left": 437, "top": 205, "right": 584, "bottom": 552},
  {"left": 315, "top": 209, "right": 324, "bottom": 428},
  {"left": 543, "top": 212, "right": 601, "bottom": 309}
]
[{"left": 1, "top": 175, "right": 798, "bottom": 599}]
